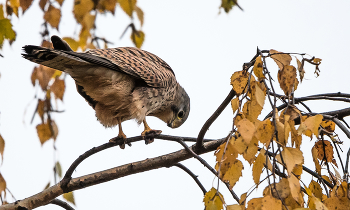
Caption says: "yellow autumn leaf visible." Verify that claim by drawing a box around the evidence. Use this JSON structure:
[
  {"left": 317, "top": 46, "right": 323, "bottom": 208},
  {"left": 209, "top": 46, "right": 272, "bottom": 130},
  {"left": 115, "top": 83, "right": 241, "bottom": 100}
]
[
  {"left": 253, "top": 55, "right": 265, "bottom": 80},
  {"left": 289, "top": 120, "right": 302, "bottom": 149},
  {"left": 118, "top": 0, "right": 136, "bottom": 17},
  {"left": 261, "top": 195, "right": 282, "bottom": 210},
  {"left": 230, "top": 135, "right": 247, "bottom": 154},
  {"left": 247, "top": 197, "right": 263, "bottom": 210},
  {"left": 310, "top": 196, "right": 328, "bottom": 210},
  {"left": 203, "top": 188, "right": 224, "bottom": 210},
  {"left": 73, "top": 0, "right": 94, "bottom": 23},
  {"left": 227, "top": 204, "right": 244, "bottom": 210},
  {"left": 254, "top": 82, "right": 266, "bottom": 107},
  {"left": 131, "top": 30, "right": 145, "bottom": 48},
  {"left": 62, "top": 37, "right": 79, "bottom": 51},
  {"left": 288, "top": 175, "right": 302, "bottom": 204},
  {"left": 275, "top": 118, "right": 286, "bottom": 146},
  {"left": 63, "top": 191, "right": 75, "bottom": 205},
  {"left": 270, "top": 49, "right": 292, "bottom": 70},
  {"left": 220, "top": 0, "right": 237, "bottom": 13},
  {"left": 9, "top": 0, "right": 20, "bottom": 16},
  {"left": 298, "top": 115, "right": 323, "bottom": 137},
  {"left": 44, "top": 5, "right": 61, "bottom": 29},
  {"left": 313, "top": 58, "right": 322, "bottom": 64},
  {"left": 271, "top": 178, "right": 290, "bottom": 199},
  {"left": 236, "top": 118, "right": 255, "bottom": 144},
  {"left": 0, "top": 134, "right": 4, "bottom": 162},
  {"left": 230, "top": 70, "right": 249, "bottom": 96},
  {"left": 231, "top": 97, "right": 239, "bottom": 114},
  {"left": 82, "top": 13, "right": 95, "bottom": 31},
  {"left": 243, "top": 136, "right": 258, "bottom": 164},
  {"left": 223, "top": 159, "right": 243, "bottom": 189},
  {"left": 277, "top": 65, "right": 297, "bottom": 95},
  {"left": 255, "top": 119, "right": 274, "bottom": 145},
  {"left": 78, "top": 28, "right": 91, "bottom": 50},
  {"left": 252, "top": 149, "right": 266, "bottom": 184},
  {"left": 0, "top": 18, "right": 16, "bottom": 48},
  {"left": 36, "top": 123, "right": 53, "bottom": 145},
  {"left": 284, "top": 115, "right": 291, "bottom": 143},
  {"left": 281, "top": 147, "right": 304, "bottom": 175},
  {"left": 308, "top": 180, "right": 323, "bottom": 200},
  {"left": 215, "top": 141, "right": 238, "bottom": 178},
  {"left": 320, "top": 120, "right": 335, "bottom": 133},
  {"left": 239, "top": 192, "right": 247, "bottom": 206}
]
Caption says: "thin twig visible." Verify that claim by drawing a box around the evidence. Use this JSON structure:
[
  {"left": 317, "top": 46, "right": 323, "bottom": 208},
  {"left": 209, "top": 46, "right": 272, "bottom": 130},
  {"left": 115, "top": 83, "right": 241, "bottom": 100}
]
[
  {"left": 196, "top": 90, "right": 236, "bottom": 151},
  {"left": 172, "top": 163, "right": 207, "bottom": 195},
  {"left": 50, "top": 199, "right": 75, "bottom": 210}
]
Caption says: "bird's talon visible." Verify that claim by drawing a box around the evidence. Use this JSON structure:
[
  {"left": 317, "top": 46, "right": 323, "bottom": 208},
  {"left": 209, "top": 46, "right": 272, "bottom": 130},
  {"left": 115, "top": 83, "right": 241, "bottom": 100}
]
[{"left": 142, "top": 130, "right": 162, "bottom": 144}]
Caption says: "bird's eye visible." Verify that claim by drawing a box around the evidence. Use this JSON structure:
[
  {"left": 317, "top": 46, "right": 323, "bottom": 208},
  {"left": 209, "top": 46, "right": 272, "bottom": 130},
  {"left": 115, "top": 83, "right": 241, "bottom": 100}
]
[{"left": 177, "top": 110, "right": 184, "bottom": 119}]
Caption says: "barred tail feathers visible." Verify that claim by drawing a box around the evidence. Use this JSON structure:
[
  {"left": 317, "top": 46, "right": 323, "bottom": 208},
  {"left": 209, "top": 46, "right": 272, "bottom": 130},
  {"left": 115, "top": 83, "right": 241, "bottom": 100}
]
[{"left": 22, "top": 45, "right": 90, "bottom": 71}]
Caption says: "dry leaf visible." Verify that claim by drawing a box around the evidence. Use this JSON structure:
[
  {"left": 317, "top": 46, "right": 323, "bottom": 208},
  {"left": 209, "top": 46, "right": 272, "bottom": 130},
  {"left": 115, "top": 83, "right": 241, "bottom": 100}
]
[
  {"left": 203, "top": 188, "right": 224, "bottom": 210},
  {"left": 243, "top": 136, "right": 258, "bottom": 164},
  {"left": 0, "top": 134, "right": 4, "bottom": 162},
  {"left": 222, "top": 159, "right": 243, "bottom": 189},
  {"left": 252, "top": 149, "right": 266, "bottom": 184},
  {"left": 9, "top": 0, "right": 20, "bottom": 16},
  {"left": 314, "top": 140, "right": 334, "bottom": 162},
  {"left": 230, "top": 70, "right": 249, "bottom": 96},
  {"left": 118, "top": 0, "right": 136, "bottom": 17},
  {"left": 321, "top": 120, "right": 335, "bottom": 133},
  {"left": 73, "top": 0, "right": 94, "bottom": 23},
  {"left": 44, "top": 5, "right": 61, "bottom": 29},
  {"left": 255, "top": 119, "right": 274, "bottom": 145},
  {"left": 96, "top": 0, "right": 117, "bottom": 13},
  {"left": 261, "top": 195, "right": 282, "bottom": 210},
  {"left": 282, "top": 147, "right": 304, "bottom": 175},
  {"left": 253, "top": 55, "right": 265, "bottom": 80},
  {"left": 231, "top": 97, "right": 239, "bottom": 114},
  {"left": 309, "top": 180, "right": 323, "bottom": 200},
  {"left": 296, "top": 57, "right": 305, "bottom": 82},
  {"left": 230, "top": 135, "right": 247, "bottom": 154},
  {"left": 39, "top": 0, "right": 48, "bottom": 10},
  {"left": 297, "top": 115, "right": 323, "bottom": 137},
  {"left": 36, "top": 123, "right": 53, "bottom": 144},
  {"left": 288, "top": 175, "right": 302, "bottom": 204},
  {"left": 277, "top": 65, "right": 297, "bottom": 95},
  {"left": 20, "top": 0, "right": 33, "bottom": 13},
  {"left": 134, "top": 5, "right": 144, "bottom": 26},
  {"left": 227, "top": 204, "right": 244, "bottom": 210},
  {"left": 0, "top": 173, "right": 6, "bottom": 193},
  {"left": 270, "top": 49, "right": 292, "bottom": 70},
  {"left": 236, "top": 118, "right": 255, "bottom": 144},
  {"left": 51, "top": 79, "right": 65, "bottom": 100},
  {"left": 215, "top": 141, "right": 238, "bottom": 178}
]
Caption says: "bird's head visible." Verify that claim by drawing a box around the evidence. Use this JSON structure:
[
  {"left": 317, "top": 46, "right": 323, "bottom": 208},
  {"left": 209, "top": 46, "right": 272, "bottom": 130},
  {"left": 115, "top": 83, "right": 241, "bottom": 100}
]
[{"left": 167, "top": 85, "right": 190, "bottom": 128}]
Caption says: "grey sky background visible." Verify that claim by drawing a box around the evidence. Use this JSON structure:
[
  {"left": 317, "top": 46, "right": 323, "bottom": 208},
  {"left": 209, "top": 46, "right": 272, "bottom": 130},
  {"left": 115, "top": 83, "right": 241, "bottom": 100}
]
[{"left": 1, "top": 0, "right": 350, "bottom": 209}]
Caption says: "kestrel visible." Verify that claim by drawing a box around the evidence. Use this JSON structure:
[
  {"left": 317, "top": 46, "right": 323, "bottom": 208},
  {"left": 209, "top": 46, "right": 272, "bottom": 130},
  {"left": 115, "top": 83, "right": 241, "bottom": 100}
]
[{"left": 22, "top": 36, "right": 190, "bottom": 146}]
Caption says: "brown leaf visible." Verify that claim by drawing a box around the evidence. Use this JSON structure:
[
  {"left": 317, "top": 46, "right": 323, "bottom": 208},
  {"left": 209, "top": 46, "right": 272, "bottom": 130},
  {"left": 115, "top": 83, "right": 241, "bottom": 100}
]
[
  {"left": 312, "top": 147, "right": 321, "bottom": 174},
  {"left": 73, "top": 0, "right": 94, "bottom": 23},
  {"left": 321, "top": 120, "right": 335, "bottom": 133},
  {"left": 20, "top": 0, "right": 33, "bottom": 13},
  {"left": 314, "top": 140, "right": 334, "bottom": 162},
  {"left": 36, "top": 123, "right": 53, "bottom": 144},
  {"left": 41, "top": 39, "right": 53, "bottom": 48},
  {"left": 270, "top": 49, "right": 292, "bottom": 70},
  {"left": 34, "top": 65, "right": 56, "bottom": 90},
  {"left": 37, "top": 99, "right": 46, "bottom": 121},
  {"left": 296, "top": 57, "right": 305, "bottom": 82},
  {"left": 9, "top": 0, "right": 20, "bottom": 16},
  {"left": 0, "top": 134, "right": 4, "bottom": 162},
  {"left": 134, "top": 5, "right": 144, "bottom": 26},
  {"left": 324, "top": 197, "right": 349, "bottom": 210},
  {"left": 230, "top": 70, "right": 249, "bottom": 96},
  {"left": 309, "top": 180, "right": 323, "bottom": 200},
  {"left": 44, "top": 5, "right": 61, "bottom": 29},
  {"left": 261, "top": 195, "right": 282, "bottom": 210},
  {"left": 220, "top": 0, "right": 237, "bottom": 13},
  {"left": 288, "top": 175, "right": 302, "bottom": 204},
  {"left": 97, "top": 0, "right": 117, "bottom": 14},
  {"left": 39, "top": 0, "right": 48, "bottom": 10},
  {"left": 51, "top": 78, "right": 65, "bottom": 100},
  {"left": 118, "top": 0, "right": 136, "bottom": 17},
  {"left": 277, "top": 65, "right": 297, "bottom": 95},
  {"left": 130, "top": 30, "right": 145, "bottom": 48},
  {"left": 0, "top": 173, "right": 6, "bottom": 193},
  {"left": 297, "top": 114, "right": 323, "bottom": 137},
  {"left": 55, "top": 0, "right": 64, "bottom": 6},
  {"left": 51, "top": 120, "right": 59, "bottom": 140}
]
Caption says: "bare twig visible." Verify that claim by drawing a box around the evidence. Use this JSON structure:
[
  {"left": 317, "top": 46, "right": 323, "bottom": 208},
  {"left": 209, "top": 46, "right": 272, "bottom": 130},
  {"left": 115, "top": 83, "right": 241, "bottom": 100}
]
[
  {"left": 196, "top": 89, "right": 236, "bottom": 151},
  {"left": 50, "top": 199, "right": 75, "bottom": 210},
  {"left": 172, "top": 163, "right": 207, "bottom": 195}
]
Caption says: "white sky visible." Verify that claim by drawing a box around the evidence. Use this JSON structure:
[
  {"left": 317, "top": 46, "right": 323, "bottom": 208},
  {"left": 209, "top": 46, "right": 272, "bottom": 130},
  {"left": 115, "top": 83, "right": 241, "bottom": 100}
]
[{"left": 1, "top": 0, "right": 350, "bottom": 209}]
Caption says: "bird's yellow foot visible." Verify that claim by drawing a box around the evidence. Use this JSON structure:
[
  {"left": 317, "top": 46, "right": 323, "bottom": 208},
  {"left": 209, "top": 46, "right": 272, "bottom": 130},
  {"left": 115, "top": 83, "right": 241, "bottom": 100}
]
[
  {"left": 141, "top": 129, "right": 162, "bottom": 144},
  {"left": 109, "top": 121, "right": 130, "bottom": 149}
]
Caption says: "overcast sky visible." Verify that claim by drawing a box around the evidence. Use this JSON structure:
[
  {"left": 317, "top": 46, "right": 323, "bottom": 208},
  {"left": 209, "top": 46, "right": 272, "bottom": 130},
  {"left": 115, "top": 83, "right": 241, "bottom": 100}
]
[{"left": 1, "top": 0, "right": 350, "bottom": 209}]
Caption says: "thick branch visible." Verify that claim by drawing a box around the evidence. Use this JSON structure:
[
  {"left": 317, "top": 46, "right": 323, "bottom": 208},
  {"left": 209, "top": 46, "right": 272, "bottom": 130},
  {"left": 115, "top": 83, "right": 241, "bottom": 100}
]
[{"left": 1, "top": 138, "right": 225, "bottom": 210}]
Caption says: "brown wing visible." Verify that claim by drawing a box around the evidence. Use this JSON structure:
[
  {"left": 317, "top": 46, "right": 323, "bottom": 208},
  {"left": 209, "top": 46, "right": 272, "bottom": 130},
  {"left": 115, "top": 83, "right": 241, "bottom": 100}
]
[{"left": 85, "top": 47, "right": 176, "bottom": 88}]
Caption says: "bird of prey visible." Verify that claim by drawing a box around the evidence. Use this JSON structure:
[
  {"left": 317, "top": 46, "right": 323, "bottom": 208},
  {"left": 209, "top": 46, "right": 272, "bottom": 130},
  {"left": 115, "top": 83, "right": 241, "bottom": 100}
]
[{"left": 22, "top": 36, "right": 190, "bottom": 147}]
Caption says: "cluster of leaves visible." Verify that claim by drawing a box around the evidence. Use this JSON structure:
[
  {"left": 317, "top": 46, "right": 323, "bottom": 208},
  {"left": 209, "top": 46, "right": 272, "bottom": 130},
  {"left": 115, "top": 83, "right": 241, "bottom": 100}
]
[{"left": 204, "top": 50, "right": 349, "bottom": 209}]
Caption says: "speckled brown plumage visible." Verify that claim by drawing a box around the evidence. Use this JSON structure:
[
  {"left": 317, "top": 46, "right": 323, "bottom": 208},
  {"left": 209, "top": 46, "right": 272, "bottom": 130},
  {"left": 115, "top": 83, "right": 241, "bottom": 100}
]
[{"left": 22, "top": 36, "right": 190, "bottom": 143}]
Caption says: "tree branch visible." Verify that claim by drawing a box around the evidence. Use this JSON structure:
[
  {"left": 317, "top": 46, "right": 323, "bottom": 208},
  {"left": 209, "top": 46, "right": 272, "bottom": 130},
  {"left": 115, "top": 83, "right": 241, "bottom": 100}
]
[
  {"left": 1, "top": 138, "right": 225, "bottom": 210},
  {"left": 172, "top": 163, "right": 207, "bottom": 195},
  {"left": 50, "top": 199, "right": 75, "bottom": 210}
]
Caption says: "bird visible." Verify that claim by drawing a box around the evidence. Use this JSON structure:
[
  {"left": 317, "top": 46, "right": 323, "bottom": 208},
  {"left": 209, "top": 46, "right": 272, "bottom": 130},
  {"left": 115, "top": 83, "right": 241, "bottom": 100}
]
[{"left": 22, "top": 35, "right": 190, "bottom": 148}]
